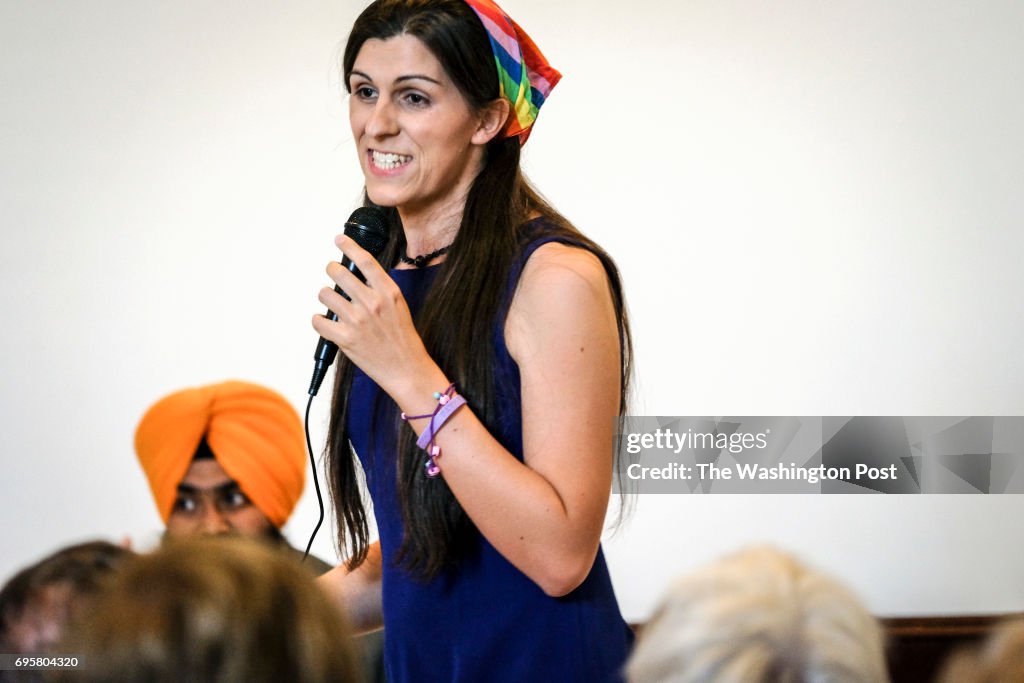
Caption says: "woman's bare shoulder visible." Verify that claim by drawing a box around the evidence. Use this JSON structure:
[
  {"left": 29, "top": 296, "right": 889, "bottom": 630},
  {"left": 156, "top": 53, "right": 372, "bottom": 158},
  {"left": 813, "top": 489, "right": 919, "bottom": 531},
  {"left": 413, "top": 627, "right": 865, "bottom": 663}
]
[
  {"left": 506, "top": 242, "right": 616, "bottom": 361},
  {"left": 518, "top": 242, "right": 608, "bottom": 298}
]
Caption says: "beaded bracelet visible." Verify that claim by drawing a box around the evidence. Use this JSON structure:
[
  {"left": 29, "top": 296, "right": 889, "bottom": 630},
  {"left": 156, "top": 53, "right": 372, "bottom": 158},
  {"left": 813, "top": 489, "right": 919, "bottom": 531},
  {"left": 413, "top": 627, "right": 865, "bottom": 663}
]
[{"left": 400, "top": 383, "right": 467, "bottom": 478}]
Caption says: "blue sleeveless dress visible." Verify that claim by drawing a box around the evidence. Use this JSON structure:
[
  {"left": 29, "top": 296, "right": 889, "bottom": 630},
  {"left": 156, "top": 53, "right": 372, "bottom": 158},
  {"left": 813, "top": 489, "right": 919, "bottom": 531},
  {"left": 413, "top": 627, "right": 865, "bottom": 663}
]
[{"left": 346, "top": 222, "right": 634, "bottom": 682}]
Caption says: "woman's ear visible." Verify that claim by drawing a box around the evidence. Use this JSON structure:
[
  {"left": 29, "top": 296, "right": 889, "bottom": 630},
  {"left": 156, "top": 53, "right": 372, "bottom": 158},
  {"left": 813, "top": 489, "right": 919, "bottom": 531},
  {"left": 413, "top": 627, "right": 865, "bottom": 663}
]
[{"left": 472, "top": 98, "right": 511, "bottom": 145}]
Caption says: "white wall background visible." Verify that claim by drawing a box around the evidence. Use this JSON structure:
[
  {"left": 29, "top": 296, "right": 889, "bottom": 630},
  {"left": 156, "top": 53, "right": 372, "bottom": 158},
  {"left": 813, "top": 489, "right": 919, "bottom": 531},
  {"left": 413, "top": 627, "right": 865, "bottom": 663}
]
[{"left": 2, "top": 0, "right": 1023, "bottom": 622}]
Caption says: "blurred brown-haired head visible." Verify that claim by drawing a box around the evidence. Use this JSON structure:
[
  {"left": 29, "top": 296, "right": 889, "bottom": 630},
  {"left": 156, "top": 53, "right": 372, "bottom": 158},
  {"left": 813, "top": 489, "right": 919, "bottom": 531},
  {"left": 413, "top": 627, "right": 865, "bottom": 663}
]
[
  {"left": 0, "top": 540, "right": 130, "bottom": 655},
  {"left": 936, "top": 618, "right": 1024, "bottom": 683},
  {"left": 55, "top": 536, "right": 357, "bottom": 683}
]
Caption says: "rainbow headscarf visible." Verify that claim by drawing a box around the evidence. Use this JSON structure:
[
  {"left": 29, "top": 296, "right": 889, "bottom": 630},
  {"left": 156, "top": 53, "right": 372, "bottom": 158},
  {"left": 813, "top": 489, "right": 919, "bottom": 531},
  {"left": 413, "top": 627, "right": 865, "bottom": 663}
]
[{"left": 463, "top": 0, "right": 561, "bottom": 144}]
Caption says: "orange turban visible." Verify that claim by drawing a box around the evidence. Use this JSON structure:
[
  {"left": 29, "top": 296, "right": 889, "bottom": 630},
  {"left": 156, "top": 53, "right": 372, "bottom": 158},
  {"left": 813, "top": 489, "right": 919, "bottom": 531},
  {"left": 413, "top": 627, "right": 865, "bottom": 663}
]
[{"left": 134, "top": 380, "right": 306, "bottom": 528}]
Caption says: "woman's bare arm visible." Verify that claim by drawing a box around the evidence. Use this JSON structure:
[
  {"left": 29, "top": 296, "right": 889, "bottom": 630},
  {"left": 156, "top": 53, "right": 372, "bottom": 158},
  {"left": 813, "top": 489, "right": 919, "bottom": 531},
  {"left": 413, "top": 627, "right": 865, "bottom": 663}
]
[{"left": 318, "top": 540, "right": 384, "bottom": 633}]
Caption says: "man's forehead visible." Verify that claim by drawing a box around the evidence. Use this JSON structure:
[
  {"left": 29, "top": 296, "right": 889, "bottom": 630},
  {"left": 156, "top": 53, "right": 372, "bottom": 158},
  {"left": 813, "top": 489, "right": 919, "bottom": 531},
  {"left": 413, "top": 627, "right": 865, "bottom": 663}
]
[
  {"left": 177, "top": 459, "right": 240, "bottom": 492},
  {"left": 176, "top": 481, "right": 241, "bottom": 495}
]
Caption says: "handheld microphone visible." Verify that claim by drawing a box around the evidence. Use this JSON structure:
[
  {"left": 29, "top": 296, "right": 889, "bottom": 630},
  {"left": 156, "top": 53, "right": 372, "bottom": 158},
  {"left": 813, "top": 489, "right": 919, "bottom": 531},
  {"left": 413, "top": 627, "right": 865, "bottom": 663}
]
[{"left": 308, "top": 206, "right": 390, "bottom": 396}]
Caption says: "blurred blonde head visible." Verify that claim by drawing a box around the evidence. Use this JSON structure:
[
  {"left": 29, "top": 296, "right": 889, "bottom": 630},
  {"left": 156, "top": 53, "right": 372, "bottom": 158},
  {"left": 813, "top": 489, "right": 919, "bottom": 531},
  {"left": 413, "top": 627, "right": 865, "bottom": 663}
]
[
  {"left": 936, "top": 619, "right": 1024, "bottom": 683},
  {"left": 56, "top": 536, "right": 357, "bottom": 683},
  {"left": 626, "top": 546, "right": 888, "bottom": 683}
]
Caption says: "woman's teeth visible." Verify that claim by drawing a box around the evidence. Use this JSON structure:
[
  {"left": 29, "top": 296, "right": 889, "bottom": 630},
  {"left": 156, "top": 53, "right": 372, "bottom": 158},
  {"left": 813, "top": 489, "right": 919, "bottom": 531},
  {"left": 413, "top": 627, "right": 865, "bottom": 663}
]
[{"left": 372, "top": 151, "right": 412, "bottom": 170}]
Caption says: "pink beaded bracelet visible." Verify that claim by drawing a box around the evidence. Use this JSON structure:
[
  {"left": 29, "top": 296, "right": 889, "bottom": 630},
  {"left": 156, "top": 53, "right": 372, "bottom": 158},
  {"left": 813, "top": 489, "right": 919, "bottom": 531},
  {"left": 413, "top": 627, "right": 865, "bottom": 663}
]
[{"left": 400, "top": 383, "right": 466, "bottom": 478}]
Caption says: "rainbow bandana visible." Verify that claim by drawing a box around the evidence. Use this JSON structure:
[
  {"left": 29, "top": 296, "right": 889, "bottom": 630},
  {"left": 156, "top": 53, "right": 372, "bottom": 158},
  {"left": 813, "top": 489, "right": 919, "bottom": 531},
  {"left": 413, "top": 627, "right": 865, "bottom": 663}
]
[{"left": 463, "top": 0, "right": 561, "bottom": 144}]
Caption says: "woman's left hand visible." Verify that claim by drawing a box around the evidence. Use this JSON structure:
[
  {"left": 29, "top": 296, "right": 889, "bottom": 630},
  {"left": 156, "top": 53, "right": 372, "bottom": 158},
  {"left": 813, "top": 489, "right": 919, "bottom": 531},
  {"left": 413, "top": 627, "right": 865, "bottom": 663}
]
[{"left": 311, "top": 234, "right": 435, "bottom": 396}]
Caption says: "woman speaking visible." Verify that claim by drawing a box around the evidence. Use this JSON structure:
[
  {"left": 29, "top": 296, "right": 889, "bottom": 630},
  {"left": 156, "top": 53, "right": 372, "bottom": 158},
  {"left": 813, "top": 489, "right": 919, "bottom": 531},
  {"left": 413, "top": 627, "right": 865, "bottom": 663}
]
[{"left": 314, "top": 1, "right": 634, "bottom": 680}]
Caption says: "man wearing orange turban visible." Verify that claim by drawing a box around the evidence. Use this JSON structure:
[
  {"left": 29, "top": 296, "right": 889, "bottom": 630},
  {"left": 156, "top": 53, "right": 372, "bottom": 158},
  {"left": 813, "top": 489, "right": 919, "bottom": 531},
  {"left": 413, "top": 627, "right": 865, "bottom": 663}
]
[{"left": 134, "top": 380, "right": 330, "bottom": 573}]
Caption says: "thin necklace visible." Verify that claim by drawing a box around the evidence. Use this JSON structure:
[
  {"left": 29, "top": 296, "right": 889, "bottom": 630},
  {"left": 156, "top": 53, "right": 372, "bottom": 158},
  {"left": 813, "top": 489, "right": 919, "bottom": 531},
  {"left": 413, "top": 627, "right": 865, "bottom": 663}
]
[{"left": 399, "top": 245, "right": 450, "bottom": 268}]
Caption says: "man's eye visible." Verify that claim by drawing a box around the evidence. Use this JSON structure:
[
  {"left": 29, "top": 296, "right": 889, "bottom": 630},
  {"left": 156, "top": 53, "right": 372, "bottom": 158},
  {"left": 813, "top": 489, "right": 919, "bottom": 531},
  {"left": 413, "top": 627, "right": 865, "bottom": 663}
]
[
  {"left": 222, "top": 491, "right": 250, "bottom": 509},
  {"left": 173, "top": 496, "right": 198, "bottom": 513}
]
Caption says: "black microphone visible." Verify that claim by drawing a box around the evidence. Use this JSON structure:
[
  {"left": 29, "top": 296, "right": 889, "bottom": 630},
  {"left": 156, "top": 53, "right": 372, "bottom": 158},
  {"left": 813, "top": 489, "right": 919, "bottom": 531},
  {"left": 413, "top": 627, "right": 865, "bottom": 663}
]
[{"left": 308, "top": 206, "right": 390, "bottom": 396}]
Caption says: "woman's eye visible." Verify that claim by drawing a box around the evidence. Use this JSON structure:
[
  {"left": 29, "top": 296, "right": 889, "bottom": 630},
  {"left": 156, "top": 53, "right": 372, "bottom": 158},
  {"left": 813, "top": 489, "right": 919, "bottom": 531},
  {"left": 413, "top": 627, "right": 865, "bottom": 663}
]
[
  {"left": 404, "top": 92, "right": 429, "bottom": 107},
  {"left": 354, "top": 86, "right": 377, "bottom": 100}
]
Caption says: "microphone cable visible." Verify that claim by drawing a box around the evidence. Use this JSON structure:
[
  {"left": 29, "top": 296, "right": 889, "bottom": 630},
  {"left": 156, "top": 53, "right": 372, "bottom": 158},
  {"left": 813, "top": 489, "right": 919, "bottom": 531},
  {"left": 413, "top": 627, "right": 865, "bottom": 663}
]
[{"left": 302, "top": 393, "right": 324, "bottom": 563}]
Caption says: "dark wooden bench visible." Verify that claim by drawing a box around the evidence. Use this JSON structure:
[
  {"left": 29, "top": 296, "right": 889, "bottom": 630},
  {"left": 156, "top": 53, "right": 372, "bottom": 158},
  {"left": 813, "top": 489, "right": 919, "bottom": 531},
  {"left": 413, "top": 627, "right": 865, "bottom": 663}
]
[{"left": 883, "top": 614, "right": 1023, "bottom": 683}]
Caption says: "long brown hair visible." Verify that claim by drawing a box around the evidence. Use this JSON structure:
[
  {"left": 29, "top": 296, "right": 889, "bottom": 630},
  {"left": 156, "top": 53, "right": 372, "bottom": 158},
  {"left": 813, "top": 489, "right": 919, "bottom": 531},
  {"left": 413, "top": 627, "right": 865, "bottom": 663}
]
[{"left": 328, "top": 0, "right": 632, "bottom": 579}]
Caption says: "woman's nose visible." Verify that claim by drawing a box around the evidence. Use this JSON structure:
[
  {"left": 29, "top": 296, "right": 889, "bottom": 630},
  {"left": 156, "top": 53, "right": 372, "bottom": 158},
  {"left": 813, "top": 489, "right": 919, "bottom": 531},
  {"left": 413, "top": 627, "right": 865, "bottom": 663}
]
[{"left": 365, "top": 98, "right": 399, "bottom": 138}]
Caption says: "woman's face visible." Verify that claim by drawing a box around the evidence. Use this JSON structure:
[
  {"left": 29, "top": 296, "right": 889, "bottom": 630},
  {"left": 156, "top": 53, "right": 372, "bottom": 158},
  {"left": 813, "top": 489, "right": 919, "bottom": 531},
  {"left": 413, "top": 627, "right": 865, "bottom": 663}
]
[{"left": 348, "top": 34, "right": 495, "bottom": 218}]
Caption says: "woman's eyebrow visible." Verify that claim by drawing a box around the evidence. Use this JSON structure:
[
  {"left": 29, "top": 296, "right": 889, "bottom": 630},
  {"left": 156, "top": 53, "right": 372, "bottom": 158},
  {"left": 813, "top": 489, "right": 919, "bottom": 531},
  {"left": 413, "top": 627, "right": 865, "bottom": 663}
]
[
  {"left": 395, "top": 74, "right": 441, "bottom": 85},
  {"left": 349, "top": 70, "right": 441, "bottom": 86}
]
